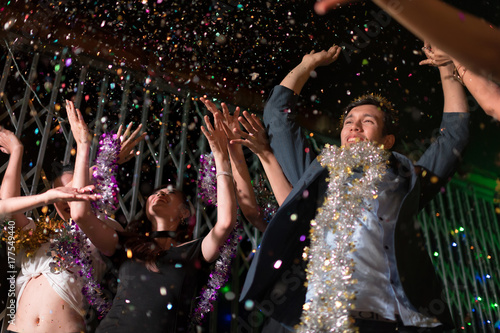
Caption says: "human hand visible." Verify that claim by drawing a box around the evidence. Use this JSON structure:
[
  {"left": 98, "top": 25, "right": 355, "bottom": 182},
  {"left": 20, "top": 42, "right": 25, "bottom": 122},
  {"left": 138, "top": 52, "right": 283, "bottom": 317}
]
[
  {"left": 230, "top": 111, "right": 271, "bottom": 156},
  {"left": 65, "top": 100, "right": 91, "bottom": 145},
  {"left": 0, "top": 127, "right": 23, "bottom": 154},
  {"left": 45, "top": 185, "right": 102, "bottom": 204},
  {"left": 301, "top": 44, "right": 342, "bottom": 69},
  {"left": 200, "top": 97, "right": 241, "bottom": 141},
  {"left": 201, "top": 113, "right": 229, "bottom": 157},
  {"left": 314, "top": 0, "right": 358, "bottom": 15},
  {"left": 116, "top": 122, "right": 146, "bottom": 164},
  {"left": 419, "top": 41, "right": 453, "bottom": 67}
]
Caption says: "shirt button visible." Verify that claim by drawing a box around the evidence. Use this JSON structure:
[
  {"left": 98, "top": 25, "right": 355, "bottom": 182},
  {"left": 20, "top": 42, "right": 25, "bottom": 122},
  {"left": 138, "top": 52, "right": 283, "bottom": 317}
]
[{"left": 384, "top": 245, "right": 389, "bottom": 250}]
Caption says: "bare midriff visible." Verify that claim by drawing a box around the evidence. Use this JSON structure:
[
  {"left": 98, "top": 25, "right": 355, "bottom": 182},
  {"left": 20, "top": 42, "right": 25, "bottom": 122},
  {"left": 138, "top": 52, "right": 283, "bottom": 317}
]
[{"left": 7, "top": 274, "right": 85, "bottom": 333}]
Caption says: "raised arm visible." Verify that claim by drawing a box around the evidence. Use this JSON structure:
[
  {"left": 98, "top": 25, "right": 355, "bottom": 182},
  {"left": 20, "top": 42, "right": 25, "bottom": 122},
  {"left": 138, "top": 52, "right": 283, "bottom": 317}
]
[
  {"left": 452, "top": 60, "right": 500, "bottom": 120},
  {"left": 116, "top": 122, "right": 147, "bottom": 165},
  {"left": 200, "top": 98, "right": 266, "bottom": 232},
  {"left": 88, "top": 122, "right": 146, "bottom": 179},
  {"left": 415, "top": 59, "right": 469, "bottom": 205},
  {"left": 280, "top": 44, "right": 341, "bottom": 94},
  {"left": 232, "top": 111, "right": 292, "bottom": 207},
  {"left": 420, "top": 42, "right": 500, "bottom": 120},
  {"left": 264, "top": 45, "right": 341, "bottom": 186},
  {"left": 0, "top": 127, "right": 29, "bottom": 228},
  {"left": 439, "top": 63, "right": 468, "bottom": 115},
  {"left": 200, "top": 111, "right": 238, "bottom": 262},
  {"left": 315, "top": 0, "right": 500, "bottom": 82},
  {"left": 0, "top": 187, "right": 100, "bottom": 220},
  {"left": 65, "top": 100, "right": 118, "bottom": 256}
]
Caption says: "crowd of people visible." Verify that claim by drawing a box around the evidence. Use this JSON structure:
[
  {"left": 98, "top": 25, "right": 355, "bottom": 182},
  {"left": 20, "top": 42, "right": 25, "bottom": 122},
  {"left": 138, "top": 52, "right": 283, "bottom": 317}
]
[{"left": 0, "top": 0, "right": 498, "bottom": 332}]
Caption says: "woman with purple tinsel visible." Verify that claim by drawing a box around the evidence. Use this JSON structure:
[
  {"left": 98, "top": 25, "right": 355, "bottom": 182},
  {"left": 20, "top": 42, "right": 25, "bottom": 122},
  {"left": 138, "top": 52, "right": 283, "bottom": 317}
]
[
  {"left": 96, "top": 100, "right": 237, "bottom": 333},
  {"left": 4, "top": 100, "right": 144, "bottom": 333}
]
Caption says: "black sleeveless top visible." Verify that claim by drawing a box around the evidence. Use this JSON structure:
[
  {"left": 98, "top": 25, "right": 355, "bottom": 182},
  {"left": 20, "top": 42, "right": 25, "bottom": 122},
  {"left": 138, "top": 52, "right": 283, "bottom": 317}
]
[{"left": 96, "top": 238, "right": 208, "bottom": 333}]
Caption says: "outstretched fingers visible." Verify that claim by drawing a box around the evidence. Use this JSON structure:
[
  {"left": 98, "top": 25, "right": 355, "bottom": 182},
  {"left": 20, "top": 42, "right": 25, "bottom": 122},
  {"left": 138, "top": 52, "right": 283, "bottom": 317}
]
[
  {"left": 65, "top": 100, "right": 90, "bottom": 144},
  {"left": 242, "top": 111, "right": 264, "bottom": 131},
  {"left": 204, "top": 114, "right": 215, "bottom": 133},
  {"left": 200, "top": 97, "right": 220, "bottom": 117},
  {"left": 221, "top": 102, "right": 231, "bottom": 120},
  {"left": 237, "top": 113, "right": 256, "bottom": 134},
  {"left": 328, "top": 44, "right": 342, "bottom": 62},
  {"left": 117, "top": 122, "right": 133, "bottom": 141}
]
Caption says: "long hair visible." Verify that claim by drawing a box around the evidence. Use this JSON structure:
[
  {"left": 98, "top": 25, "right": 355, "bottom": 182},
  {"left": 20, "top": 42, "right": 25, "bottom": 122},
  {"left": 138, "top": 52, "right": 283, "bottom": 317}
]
[{"left": 119, "top": 185, "right": 195, "bottom": 272}]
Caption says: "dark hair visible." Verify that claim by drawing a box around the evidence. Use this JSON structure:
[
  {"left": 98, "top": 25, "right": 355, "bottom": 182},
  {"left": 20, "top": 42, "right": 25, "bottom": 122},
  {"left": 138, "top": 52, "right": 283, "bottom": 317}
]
[
  {"left": 120, "top": 185, "right": 194, "bottom": 271},
  {"left": 342, "top": 94, "right": 399, "bottom": 137},
  {"left": 49, "top": 160, "right": 75, "bottom": 185}
]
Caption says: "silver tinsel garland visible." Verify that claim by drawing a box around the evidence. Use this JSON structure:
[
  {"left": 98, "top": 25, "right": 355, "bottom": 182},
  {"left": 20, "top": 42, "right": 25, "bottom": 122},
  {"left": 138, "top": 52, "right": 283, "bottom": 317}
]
[{"left": 298, "top": 141, "right": 390, "bottom": 333}]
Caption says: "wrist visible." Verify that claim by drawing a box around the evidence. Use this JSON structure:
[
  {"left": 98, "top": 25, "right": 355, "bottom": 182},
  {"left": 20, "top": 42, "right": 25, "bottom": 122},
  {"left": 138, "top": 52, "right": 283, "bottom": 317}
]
[
  {"left": 76, "top": 140, "right": 91, "bottom": 153},
  {"left": 41, "top": 192, "right": 52, "bottom": 205},
  {"left": 9, "top": 147, "right": 24, "bottom": 157},
  {"left": 290, "top": 61, "right": 316, "bottom": 78},
  {"left": 299, "top": 61, "right": 319, "bottom": 74},
  {"left": 213, "top": 149, "right": 230, "bottom": 160},
  {"left": 256, "top": 149, "right": 273, "bottom": 161},
  {"left": 439, "top": 63, "right": 454, "bottom": 78},
  {"left": 216, "top": 171, "right": 233, "bottom": 180},
  {"left": 228, "top": 143, "right": 244, "bottom": 155},
  {"left": 77, "top": 140, "right": 91, "bottom": 147},
  {"left": 12, "top": 144, "right": 24, "bottom": 152},
  {"left": 439, "top": 62, "right": 454, "bottom": 71},
  {"left": 214, "top": 154, "right": 230, "bottom": 169}
]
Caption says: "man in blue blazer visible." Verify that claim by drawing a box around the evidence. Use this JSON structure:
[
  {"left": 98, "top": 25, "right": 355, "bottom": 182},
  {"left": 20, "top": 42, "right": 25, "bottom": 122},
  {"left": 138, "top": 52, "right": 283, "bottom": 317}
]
[{"left": 240, "top": 45, "right": 469, "bottom": 332}]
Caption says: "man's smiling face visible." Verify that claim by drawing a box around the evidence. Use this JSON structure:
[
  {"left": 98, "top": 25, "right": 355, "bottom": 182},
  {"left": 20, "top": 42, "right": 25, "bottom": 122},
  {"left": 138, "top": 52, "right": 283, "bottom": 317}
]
[{"left": 340, "top": 104, "right": 395, "bottom": 149}]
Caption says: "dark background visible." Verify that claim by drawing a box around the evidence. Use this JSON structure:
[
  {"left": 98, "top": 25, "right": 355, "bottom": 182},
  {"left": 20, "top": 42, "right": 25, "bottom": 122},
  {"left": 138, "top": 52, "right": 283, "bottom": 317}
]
[
  {"left": 2, "top": 0, "right": 498, "bottom": 176},
  {"left": 0, "top": 1, "right": 499, "bottom": 331}
]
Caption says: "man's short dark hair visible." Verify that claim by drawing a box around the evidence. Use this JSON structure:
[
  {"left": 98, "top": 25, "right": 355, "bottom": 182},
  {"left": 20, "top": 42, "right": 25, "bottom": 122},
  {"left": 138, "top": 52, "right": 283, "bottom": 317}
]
[{"left": 342, "top": 94, "right": 399, "bottom": 137}]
